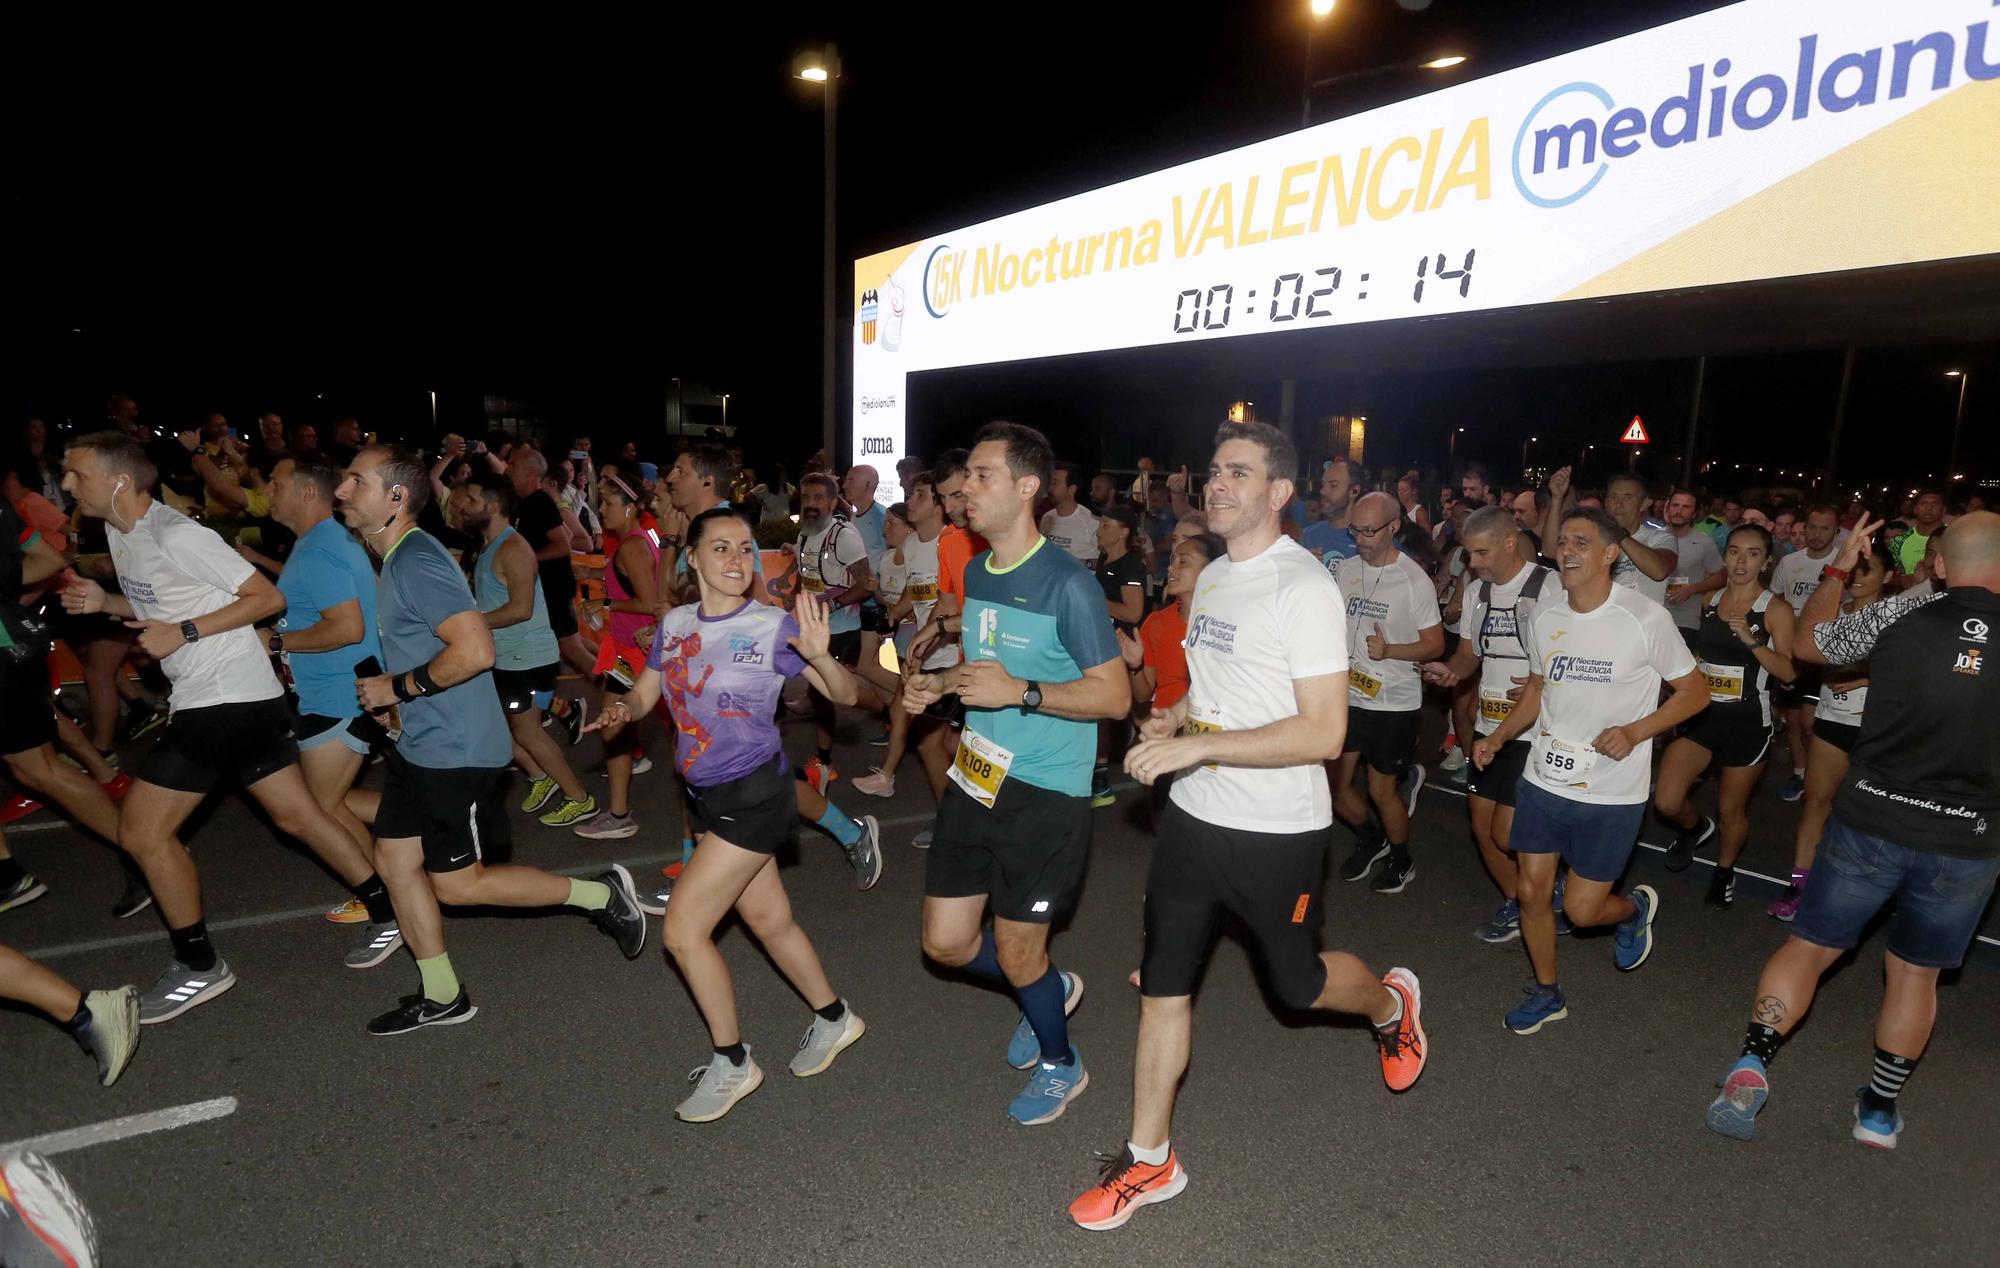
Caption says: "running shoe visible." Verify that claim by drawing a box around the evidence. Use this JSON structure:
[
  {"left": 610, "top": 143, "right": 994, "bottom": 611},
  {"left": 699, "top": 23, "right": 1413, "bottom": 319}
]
[
  {"left": 539, "top": 794, "right": 600, "bottom": 827},
  {"left": 851, "top": 768, "right": 896, "bottom": 798},
  {"left": 1371, "top": 856, "right": 1416, "bottom": 894},
  {"left": 1399, "top": 764, "right": 1426, "bottom": 817},
  {"left": 73, "top": 986, "right": 142, "bottom": 1086},
  {"left": 559, "top": 696, "right": 588, "bottom": 746},
  {"left": 1439, "top": 743, "right": 1467, "bottom": 773},
  {"left": 520, "top": 775, "right": 560, "bottom": 815},
  {"left": 1476, "top": 899, "right": 1521, "bottom": 944},
  {"left": 592, "top": 864, "right": 646, "bottom": 959},
  {"left": 912, "top": 828, "right": 932, "bottom": 850},
  {"left": 344, "top": 922, "right": 404, "bottom": 970},
  {"left": 1008, "top": 1047, "right": 1088, "bottom": 1126},
  {"left": 1446, "top": 763, "right": 1470, "bottom": 789},
  {"left": 1778, "top": 773, "right": 1805, "bottom": 802},
  {"left": 1768, "top": 874, "right": 1807, "bottom": 923},
  {"left": 138, "top": 958, "right": 236, "bottom": 1025},
  {"left": 630, "top": 753, "right": 654, "bottom": 776},
  {"left": 676, "top": 1049, "right": 764, "bottom": 1122},
  {"left": 802, "top": 756, "right": 837, "bottom": 793},
  {"left": 1376, "top": 967, "right": 1427, "bottom": 1092},
  {"left": 1615, "top": 885, "right": 1659, "bottom": 971},
  {"left": 1852, "top": 1090, "right": 1904, "bottom": 1150},
  {"left": 789, "top": 1003, "right": 866, "bottom": 1077},
  {"left": 1068, "top": 1146, "right": 1188, "bottom": 1232},
  {"left": 574, "top": 811, "right": 638, "bottom": 841},
  {"left": 119, "top": 701, "right": 167, "bottom": 744},
  {"left": 1091, "top": 769, "right": 1115, "bottom": 809},
  {"left": 1664, "top": 816, "right": 1715, "bottom": 872},
  {"left": 1007, "top": 970, "right": 1084, "bottom": 1069},
  {"left": 844, "top": 816, "right": 883, "bottom": 891},
  {"left": 101, "top": 772, "right": 132, "bottom": 801},
  {"left": 867, "top": 729, "right": 890, "bottom": 747},
  {"left": 1340, "top": 836, "right": 1389, "bottom": 883},
  {"left": 0, "top": 872, "right": 48, "bottom": 914},
  {"left": 0, "top": 1150, "right": 101, "bottom": 1268},
  {"left": 1504, "top": 982, "right": 1568, "bottom": 1034},
  {"left": 0, "top": 793, "right": 43, "bottom": 825},
  {"left": 1706, "top": 868, "right": 1737, "bottom": 908},
  {"left": 367, "top": 989, "right": 477, "bottom": 1036},
  {"left": 324, "top": 896, "right": 368, "bottom": 924},
  {"left": 110, "top": 873, "right": 153, "bottom": 920},
  {"left": 1704, "top": 1054, "right": 1769, "bottom": 1141}
]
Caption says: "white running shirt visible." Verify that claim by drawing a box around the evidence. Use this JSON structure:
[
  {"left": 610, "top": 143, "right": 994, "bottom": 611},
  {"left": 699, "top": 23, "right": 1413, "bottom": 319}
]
[
  {"left": 108, "top": 500, "right": 281, "bottom": 711},
  {"left": 1770, "top": 546, "right": 1838, "bottom": 616},
  {"left": 874, "top": 546, "right": 912, "bottom": 609},
  {"left": 1611, "top": 518, "right": 1678, "bottom": 606},
  {"left": 1170, "top": 535, "right": 1349, "bottom": 835},
  {"left": 1461, "top": 563, "right": 1561, "bottom": 738},
  {"left": 1039, "top": 504, "right": 1100, "bottom": 567},
  {"left": 1333, "top": 551, "right": 1441, "bottom": 713},
  {"left": 1521, "top": 583, "right": 1694, "bottom": 806}
]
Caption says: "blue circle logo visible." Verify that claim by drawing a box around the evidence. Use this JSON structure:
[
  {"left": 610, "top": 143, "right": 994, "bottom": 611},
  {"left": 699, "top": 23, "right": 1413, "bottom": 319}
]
[
  {"left": 921, "top": 244, "right": 953, "bottom": 319},
  {"left": 1512, "top": 81, "right": 1615, "bottom": 210}
]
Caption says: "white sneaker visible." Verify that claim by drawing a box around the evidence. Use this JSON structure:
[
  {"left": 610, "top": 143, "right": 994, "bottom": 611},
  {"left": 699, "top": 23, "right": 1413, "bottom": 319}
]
[
  {"left": 851, "top": 768, "right": 895, "bottom": 798},
  {"left": 1439, "top": 744, "right": 1467, "bottom": 773}
]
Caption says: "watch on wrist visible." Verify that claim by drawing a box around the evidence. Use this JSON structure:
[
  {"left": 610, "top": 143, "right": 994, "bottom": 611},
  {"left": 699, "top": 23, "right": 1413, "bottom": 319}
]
[
  {"left": 179, "top": 620, "right": 201, "bottom": 644},
  {"left": 269, "top": 630, "right": 285, "bottom": 654},
  {"left": 1021, "top": 680, "right": 1043, "bottom": 712}
]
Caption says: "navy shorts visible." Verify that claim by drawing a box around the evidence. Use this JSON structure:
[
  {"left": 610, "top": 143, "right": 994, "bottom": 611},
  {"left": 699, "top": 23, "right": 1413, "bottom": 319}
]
[
  {"left": 1510, "top": 779, "right": 1644, "bottom": 884},
  {"left": 1792, "top": 816, "right": 2000, "bottom": 970}
]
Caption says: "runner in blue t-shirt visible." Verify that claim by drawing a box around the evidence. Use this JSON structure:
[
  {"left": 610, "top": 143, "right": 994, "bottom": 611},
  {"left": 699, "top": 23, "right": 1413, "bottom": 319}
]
[{"left": 904, "top": 422, "right": 1128, "bottom": 1127}]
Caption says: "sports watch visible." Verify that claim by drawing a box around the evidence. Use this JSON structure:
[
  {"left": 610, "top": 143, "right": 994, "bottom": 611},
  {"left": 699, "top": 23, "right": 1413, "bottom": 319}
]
[{"left": 1021, "top": 680, "right": 1043, "bottom": 713}]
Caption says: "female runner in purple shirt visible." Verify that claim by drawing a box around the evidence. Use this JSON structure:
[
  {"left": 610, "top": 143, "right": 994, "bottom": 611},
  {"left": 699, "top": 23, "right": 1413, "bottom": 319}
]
[{"left": 586, "top": 506, "right": 868, "bottom": 1122}]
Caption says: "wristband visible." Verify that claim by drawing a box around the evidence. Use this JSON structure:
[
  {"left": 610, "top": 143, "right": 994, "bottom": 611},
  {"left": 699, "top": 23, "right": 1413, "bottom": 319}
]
[
  {"left": 392, "top": 673, "right": 417, "bottom": 703},
  {"left": 269, "top": 630, "right": 285, "bottom": 655},
  {"left": 1821, "top": 565, "right": 1851, "bottom": 583},
  {"left": 413, "top": 664, "right": 443, "bottom": 697}
]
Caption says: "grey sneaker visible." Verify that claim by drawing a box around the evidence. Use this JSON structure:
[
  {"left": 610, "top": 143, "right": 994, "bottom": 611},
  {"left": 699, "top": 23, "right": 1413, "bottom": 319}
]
[
  {"left": 574, "top": 811, "right": 638, "bottom": 841},
  {"left": 676, "top": 1049, "right": 765, "bottom": 1122},
  {"left": 0, "top": 871, "right": 48, "bottom": 914},
  {"left": 75, "top": 986, "right": 142, "bottom": 1086},
  {"left": 139, "top": 958, "right": 236, "bottom": 1025},
  {"left": 789, "top": 1004, "right": 866, "bottom": 1077},
  {"left": 845, "top": 816, "right": 883, "bottom": 891},
  {"left": 345, "top": 921, "right": 404, "bottom": 970},
  {"left": 0, "top": 1150, "right": 100, "bottom": 1267},
  {"left": 912, "top": 828, "right": 933, "bottom": 850}
]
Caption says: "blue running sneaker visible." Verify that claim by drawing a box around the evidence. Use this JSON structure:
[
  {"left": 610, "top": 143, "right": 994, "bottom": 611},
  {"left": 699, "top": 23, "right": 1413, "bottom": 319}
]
[
  {"left": 1006, "top": 971, "right": 1083, "bottom": 1070},
  {"left": 1476, "top": 899, "right": 1521, "bottom": 944},
  {"left": 1852, "top": 1090, "right": 1903, "bottom": 1150},
  {"left": 1615, "top": 885, "right": 1659, "bottom": 971},
  {"left": 1504, "top": 982, "right": 1567, "bottom": 1034},
  {"left": 1009, "top": 1048, "right": 1089, "bottom": 1126},
  {"left": 1705, "top": 1054, "right": 1769, "bottom": 1140},
  {"left": 1779, "top": 773, "right": 1805, "bottom": 802}
]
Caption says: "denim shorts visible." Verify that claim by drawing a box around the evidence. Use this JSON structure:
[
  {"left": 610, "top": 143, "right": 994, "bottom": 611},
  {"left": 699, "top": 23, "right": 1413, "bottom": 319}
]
[
  {"left": 1510, "top": 780, "right": 1645, "bottom": 884},
  {"left": 1793, "top": 815, "right": 2000, "bottom": 970}
]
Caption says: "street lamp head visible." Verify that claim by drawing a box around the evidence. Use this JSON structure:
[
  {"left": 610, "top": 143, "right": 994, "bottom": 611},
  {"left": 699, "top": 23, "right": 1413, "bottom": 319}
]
[
  {"left": 1945, "top": 369, "right": 1963, "bottom": 377},
  {"left": 1310, "top": 0, "right": 1336, "bottom": 17},
  {"left": 1422, "top": 55, "right": 1468, "bottom": 70},
  {"left": 792, "top": 50, "right": 838, "bottom": 82}
]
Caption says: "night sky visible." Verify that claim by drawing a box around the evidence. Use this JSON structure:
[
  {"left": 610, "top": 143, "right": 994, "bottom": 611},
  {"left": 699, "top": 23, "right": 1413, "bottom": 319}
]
[{"left": 9, "top": 1, "right": 1994, "bottom": 497}]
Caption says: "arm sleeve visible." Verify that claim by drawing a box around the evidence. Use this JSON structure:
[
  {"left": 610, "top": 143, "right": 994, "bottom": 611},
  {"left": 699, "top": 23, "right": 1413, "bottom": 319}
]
[
  {"left": 1812, "top": 591, "right": 1941, "bottom": 666},
  {"left": 1282, "top": 572, "right": 1351, "bottom": 679},
  {"left": 1053, "top": 570, "right": 1121, "bottom": 673},
  {"left": 774, "top": 614, "right": 809, "bottom": 678},
  {"left": 162, "top": 518, "right": 255, "bottom": 596}
]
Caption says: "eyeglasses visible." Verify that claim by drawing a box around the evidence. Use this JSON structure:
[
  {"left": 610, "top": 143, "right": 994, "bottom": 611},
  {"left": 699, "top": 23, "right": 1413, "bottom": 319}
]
[{"left": 1351, "top": 520, "right": 1397, "bottom": 537}]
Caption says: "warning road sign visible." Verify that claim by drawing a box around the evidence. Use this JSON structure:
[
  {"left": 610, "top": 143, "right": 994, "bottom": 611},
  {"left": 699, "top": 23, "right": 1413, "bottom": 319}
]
[{"left": 1620, "top": 416, "right": 1650, "bottom": 445}]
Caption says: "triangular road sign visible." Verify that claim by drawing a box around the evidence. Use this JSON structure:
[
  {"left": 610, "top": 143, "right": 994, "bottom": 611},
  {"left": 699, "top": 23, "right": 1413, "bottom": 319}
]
[{"left": 1620, "top": 416, "right": 1650, "bottom": 444}]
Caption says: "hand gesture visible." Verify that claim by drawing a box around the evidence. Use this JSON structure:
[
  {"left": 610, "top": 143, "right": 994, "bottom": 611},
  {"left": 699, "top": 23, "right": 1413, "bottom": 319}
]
[
  {"left": 1418, "top": 660, "right": 1458, "bottom": 688},
  {"left": 787, "top": 592, "right": 831, "bottom": 662},
  {"left": 1835, "top": 513, "right": 1881, "bottom": 572},
  {"left": 1471, "top": 736, "right": 1499, "bottom": 770},
  {"left": 125, "top": 620, "right": 183, "bottom": 661},
  {"left": 661, "top": 507, "right": 690, "bottom": 543},
  {"left": 61, "top": 575, "right": 106, "bottom": 614},
  {"left": 1166, "top": 465, "right": 1189, "bottom": 495},
  {"left": 1365, "top": 622, "right": 1388, "bottom": 661},
  {"left": 902, "top": 671, "right": 944, "bottom": 714},
  {"left": 1116, "top": 627, "right": 1145, "bottom": 668},
  {"left": 1547, "top": 466, "right": 1572, "bottom": 501},
  {"left": 1592, "top": 724, "right": 1637, "bottom": 761},
  {"left": 1138, "top": 706, "right": 1178, "bottom": 741},
  {"left": 444, "top": 434, "right": 466, "bottom": 459},
  {"left": 949, "top": 659, "right": 1024, "bottom": 710},
  {"left": 218, "top": 432, "right": 248, "bottom": 465},
  {"left": 582, "top": 699, "right": 632, "bottom": 733}
]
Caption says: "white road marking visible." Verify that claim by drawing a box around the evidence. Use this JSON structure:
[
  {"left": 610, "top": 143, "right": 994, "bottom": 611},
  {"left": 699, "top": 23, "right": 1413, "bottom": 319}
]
[{"left": 0, "top": 1097, "right": 238, "bottom": 1158}]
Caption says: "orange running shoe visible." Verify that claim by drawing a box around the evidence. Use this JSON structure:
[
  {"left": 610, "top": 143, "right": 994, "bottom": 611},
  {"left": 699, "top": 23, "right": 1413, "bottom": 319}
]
[
  {"left": 663, "top": 860, "right": 685, "bottom": 881},
  {"left": 1376, "top": 967, "right": 1427, "bottom": 1092},
  {"left": 1068, "top": 1147, "right": 1187, "bottom": 1231},
  {"left": 802, "top": 756, "right": 838, "bottom": 794},
  {"left": 324, "top": 897, "right": 369, "bottom": 924}
]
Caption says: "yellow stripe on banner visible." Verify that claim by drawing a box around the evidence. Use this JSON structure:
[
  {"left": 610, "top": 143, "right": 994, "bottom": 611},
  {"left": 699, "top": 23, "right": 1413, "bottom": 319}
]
[
  {"left": 1561, "top": 77, "right": 2000, "bottom": 301},
  {"left": 854, "top": 243, "right": 923, "bottom": 306}
]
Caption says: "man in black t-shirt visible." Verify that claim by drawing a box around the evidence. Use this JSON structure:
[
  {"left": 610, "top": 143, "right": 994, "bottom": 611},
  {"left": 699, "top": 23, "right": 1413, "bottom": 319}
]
[
  {"left": 1705, "top": 511, "right": 2000, "bottom": 1151},
  {"left": 508, "top": 448, "right": 591, "bottom": 675}
]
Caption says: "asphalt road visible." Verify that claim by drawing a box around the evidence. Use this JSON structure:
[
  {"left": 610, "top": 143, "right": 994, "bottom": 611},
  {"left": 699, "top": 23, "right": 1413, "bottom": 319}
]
[{"left": 3, "top": 713, "right": 1996, "bottom": 1267}]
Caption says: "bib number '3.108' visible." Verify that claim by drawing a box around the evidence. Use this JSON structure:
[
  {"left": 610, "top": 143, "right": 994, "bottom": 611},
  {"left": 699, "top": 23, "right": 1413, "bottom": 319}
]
[{"left": 948, "top": 730, "right": 1016, "bottom": 809}]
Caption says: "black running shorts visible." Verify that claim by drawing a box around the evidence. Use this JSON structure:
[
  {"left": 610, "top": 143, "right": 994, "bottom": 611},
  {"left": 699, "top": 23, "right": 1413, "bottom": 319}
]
[
  {"left": 1465, "top": 738, "right": 1531, "bottom": 808},
  {"left": 141, "top": 697, "right": 298, "bottom": 793},
  {"left": 925, "top": 778, "right": 1091, "bottom": 924},
  {"left": 375, "top": 749, "right": 512, "bottom": 873},
  {"left": 1679, "top": 703, "right": 1776, "bottom": 769},
  {"left": 686, "top": 757, "right": 795, "bottom": 855},
  {"left": 1341, "top": 706, "right": 1420, "bottom": 778}
]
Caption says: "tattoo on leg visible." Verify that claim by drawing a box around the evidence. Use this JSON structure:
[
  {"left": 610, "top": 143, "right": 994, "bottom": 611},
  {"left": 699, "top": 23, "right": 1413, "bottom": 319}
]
[{"left": 1753, "top": 996, "right": 1787, "bottom": 1025}]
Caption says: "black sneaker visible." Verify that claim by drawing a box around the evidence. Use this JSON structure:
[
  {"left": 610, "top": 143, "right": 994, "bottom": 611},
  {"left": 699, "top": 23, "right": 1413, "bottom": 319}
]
[
  {"left": 592, "top": 863, "right": 647, "bottom": 960},
  {"left": 111, "top": 871, "right": 154, "bottom": 920},
  {"left": 367, "top": 989, "right": 478, "bottom": 1036},
  {"left": 1371, "top": 856, "right": 1416, "bottom": 894},
  {"left": 1341, "top": 837, "right": 1390, "bottom": 883},
  {"left": 119, "top": 701, "right": 167, "bottom": 745},
  {"left": 1664, "top": 816, "right": 1715, "bottom": 872},
  {"left": 1706, "top": 868, "right": 1736, "bottom": 907},
  {"left": 559, "top": 696, "right": 588, "bottom": 747}
]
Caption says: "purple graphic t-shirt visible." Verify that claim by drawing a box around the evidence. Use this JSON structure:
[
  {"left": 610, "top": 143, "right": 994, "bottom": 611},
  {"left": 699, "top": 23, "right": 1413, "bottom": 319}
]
[{"left": 648, "top": 599, "right": 807, "bottom": 788}]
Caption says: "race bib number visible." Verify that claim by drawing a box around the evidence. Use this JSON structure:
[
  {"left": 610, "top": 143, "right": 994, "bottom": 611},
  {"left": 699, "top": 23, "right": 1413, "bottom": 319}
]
[
  {"left": 1183, "top": 715, "right": 1222, "bottom": 772},
  {"left": 803, "top": 574, "right": 827, "bottom": 594},
  {"left": 907, "top": 581, "right": 939, "bottom": 601},
  {"left": 948, "top": 729, "right": 1015, "bottom": 809},
  {"left": 1530, "top": 732, "right": 1598, "bottom": 788},
  {"left": 1701, "top": 661, "right": 1745, "bottom": 704},
  {"left": 1479, "top": 689, "right": 1513, "bottom": 724},
  {"left": 1349, "top": 667, "right": 1383, "bottom": 700}
]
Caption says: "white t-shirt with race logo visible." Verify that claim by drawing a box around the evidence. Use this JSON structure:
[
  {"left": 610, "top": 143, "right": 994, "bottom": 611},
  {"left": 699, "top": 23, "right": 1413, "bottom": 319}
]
[
  {"left": 1170, "top": 535, "right": 1349, "bottom": 835},
  {"left": 108, "top": 500, "right": 282, "bottom": 711},
  {"left": 1039, "top": 504, "right": 1099, "bottom": 567},
  {"left": 894, "top": 530, "right": 958, "bottom": 670},
  {"left": 1770, "top": 546, "right": 1838, "bottom": 616},
  {"left": 1611, "top": 518, "right": 1678, "bottom": 606},
  {"left": 796, "top": 518, "right": 870, "bottom": 636},
  {"left": 1332, "top": 551, "right": 1441, "bottom": 713},
  {"left": 875, "top": 546, "right": 912, "bottom": 609},
  {"left": 1521, "top": 583, "right": 1695, "bottom": 805},
  {"left": 1461, "top": 563, "right": 1561, "bottom": 738}
]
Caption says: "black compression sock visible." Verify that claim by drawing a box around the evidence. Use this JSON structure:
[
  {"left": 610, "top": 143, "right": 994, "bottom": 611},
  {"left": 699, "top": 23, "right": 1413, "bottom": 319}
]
[
  {"left": 354, "top": 874, "right": 395, "bottom": 925},
  {"left": 1863, "top": 1048, "right": 1919, "bottom": 1112},
  {"left": 715, "top": 1042, "right": 748, "bottom": 1066},
  {"left": 814, "top": 998, "right": 846, "bottom": 1023},
  {"left": 0, "top": 858, "right": 24, "bottom": 889},
  {"left": 1389, "top": 842, "right": 1412, "bottom": 866},
  {"left": 169, "top": 921, "right": 217, "bottom": 972},
  {"left": 1742, "top": 1022, "right": 1783, "bottom": 1066}
]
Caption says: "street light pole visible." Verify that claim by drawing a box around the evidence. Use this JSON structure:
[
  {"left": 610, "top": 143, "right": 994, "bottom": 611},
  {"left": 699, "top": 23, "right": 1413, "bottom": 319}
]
[
  {"left": 1946, "top": 370, "right": 1970, "bottom": 481},
  {"left": 821, "top": 42, "right": 839, "bottom": 469},
  {"left": 1522, "top": 435, "right": 1536, "bottom": 478}
]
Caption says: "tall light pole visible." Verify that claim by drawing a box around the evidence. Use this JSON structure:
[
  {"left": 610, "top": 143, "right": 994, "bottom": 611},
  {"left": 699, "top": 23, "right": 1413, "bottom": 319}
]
[
  {"left": 796, "top": 46, "right": 841, "bottom": 467},
  {"left": 1302, "top": 0, "right": 1336, "bottom": 127},
  {"left": 1946, "top": 369, "right": 1971, "bottom": 481},
  {"left": 1522, "top": 435, "right": 1537, "bottom": 478}
]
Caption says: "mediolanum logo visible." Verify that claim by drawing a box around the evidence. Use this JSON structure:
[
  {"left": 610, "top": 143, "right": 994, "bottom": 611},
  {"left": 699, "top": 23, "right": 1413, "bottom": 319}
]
[{"left": 1512, "top": 19, "right": 2000, "bottom": 209}]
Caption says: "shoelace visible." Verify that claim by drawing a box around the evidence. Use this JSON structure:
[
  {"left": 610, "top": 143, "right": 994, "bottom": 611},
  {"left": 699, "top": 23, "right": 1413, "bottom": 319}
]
[{"left": 1089, "top": 1150, "right": 1154, "bottom": 1206}]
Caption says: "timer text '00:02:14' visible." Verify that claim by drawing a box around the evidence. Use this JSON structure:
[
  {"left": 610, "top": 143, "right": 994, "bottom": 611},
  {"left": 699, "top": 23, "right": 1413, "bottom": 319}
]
[{"left": 1171, "top": 248, "right": 1478, "bottom": 334}]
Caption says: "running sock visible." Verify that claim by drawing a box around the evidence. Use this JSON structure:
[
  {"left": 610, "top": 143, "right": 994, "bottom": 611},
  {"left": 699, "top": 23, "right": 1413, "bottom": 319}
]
[
  {"left": 417, "top": 952, "right": 460, "bottom": 1005},
  {"left": 1128, "top": 1140, "right": 1171, "bottom": 1167},
  {"left": 0, "top": 858, "right": 23, "bottom": 889},
  {"left": 1862, "top": 1048, "right": 1919, "bottom": 1113},
  {"left": 566, "top": 878, "right": 612, "bottom": 911},
  {"left": 60, "top": 999, "right": 93, "bottom": 1033},
  {"left": 1742, "top": 1022, "right": 1784, "bottom": 1066},
  {"left": 1388, "top": 841, "right": 1412, "bottom": 867},
  {"left": 680, "top": 838, "right": 695, "bottom": 868},
  {"left": 1373, "top": 989, "right": 1405, "bottom": 1030},
  {"left": 962, "top": 927, "right": 1005, "bottom": 982},
  {"left": 169, "top": 921, "right": 216, "bottom": 972},
  {"left": 715, "top": 1041, "right": 748, "bottom": 1067},
  {"left": 1017, "top": 965, "right": 1073, "bottom": 1064},
  {"left": 814, "top": 998, "right": 847, "bottom": 1023},
  {"left": 353, "top": 874, "right": 395, "bottom": 925},
  {"left": 1793, "top": 766, "right": 1805, "bottom": 780},
  {"left": 815, "top": 802, "right": 862, "bottom": 847}
]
